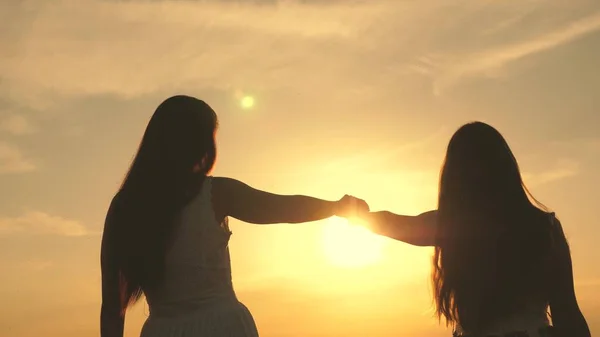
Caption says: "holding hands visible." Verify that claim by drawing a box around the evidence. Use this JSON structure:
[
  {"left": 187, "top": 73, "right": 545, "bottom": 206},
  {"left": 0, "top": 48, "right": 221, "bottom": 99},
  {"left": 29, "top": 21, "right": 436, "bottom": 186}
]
[
  {"left": 333, "top": 194, "right": 437, "bottom": 247},
  {"left": 334, "top": 194, "right": 370, "bottom": 219}
]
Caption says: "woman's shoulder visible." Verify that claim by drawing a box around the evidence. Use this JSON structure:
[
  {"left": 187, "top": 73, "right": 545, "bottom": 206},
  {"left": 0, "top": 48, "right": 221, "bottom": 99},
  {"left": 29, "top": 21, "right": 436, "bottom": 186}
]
[
  {"left": 531, "top": 209, "right": 559, "bottom": 227},
  {"left": 210, "top": 176, "right": 241, "bottom": 186},
  {"left": 209, "top": 176, "right": 252, "bottom": 198},
  {"left": 536, "top": 211, "right": 570, "bottom": 255},
  {"left": 542, "top": 211, "right": 562, "bottom": 230}
]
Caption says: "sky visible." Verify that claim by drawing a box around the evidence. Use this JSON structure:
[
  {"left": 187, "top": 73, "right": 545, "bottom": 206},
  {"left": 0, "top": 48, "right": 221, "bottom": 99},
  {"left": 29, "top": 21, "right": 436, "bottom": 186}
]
[{"left": 1, "top": 0, "right": 599, "bottom": 336}]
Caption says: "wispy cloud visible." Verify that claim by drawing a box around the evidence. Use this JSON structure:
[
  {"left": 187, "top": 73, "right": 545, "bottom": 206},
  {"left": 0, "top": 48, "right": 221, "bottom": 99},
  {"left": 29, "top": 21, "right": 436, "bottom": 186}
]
[
  {"left": 431, "top": 11, "right": 600, "bottom": 94},
  {"left": 551, "top": 137, "right": 600, "bottom": 154},
  {"left": 0, "top": 141, "right": 36, "bottom": 174},
  {"left": 0, "top": 114, "right": 37, "bottom": 135},
  {"left": 523, "top": 159, "right": 580, "bottom": 186},
  {"left": 0, "top": 211, "right": 89, "bottom": 237},
  {"left": 480, "top": 7, "right": 536, "bottom": 36},
  {"left": 0, "top": 0, "right": 385, "bottom": 101},
  {"left": 1, "top": 0, "right": 598, "bottom": 105}
]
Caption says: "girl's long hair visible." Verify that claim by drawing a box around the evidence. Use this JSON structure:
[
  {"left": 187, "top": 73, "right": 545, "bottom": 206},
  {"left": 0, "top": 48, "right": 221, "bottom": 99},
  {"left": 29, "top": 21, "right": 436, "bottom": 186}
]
[
  {"left": 109, "top": 95, "right": 218, "bottom": 314},
  {"left": 433, "top": 122, "right": 554, "bottom": 332}
]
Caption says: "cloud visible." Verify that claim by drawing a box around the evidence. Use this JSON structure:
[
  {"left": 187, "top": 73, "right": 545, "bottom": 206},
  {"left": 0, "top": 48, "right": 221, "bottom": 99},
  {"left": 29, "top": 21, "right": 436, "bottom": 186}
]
[
  {"left": 431, "top": 11, "right": 600, "bottom": 94},
  {"left": 551, "top": 137, "right": 600, "bottom": 154},
  {"left": 0, "top": 211, "right": 89, "bottom": 237},
  {"left": 523, "top": 159, "right": 580, "bottom": 186},
  {"left": 0, "top": 141, "right": 36, "bottom": 174},
  {"left": 480, "top": 7, "right": 536, "bottom": 36},
  {"left": 0, "top": 0, "right": 385, "bottom": 100},
  {"left": 1, "top": 0, "right": 598, "bottom": 105},
  {"left": 0, "top": 114, "right": 37, "bottom": 135}
]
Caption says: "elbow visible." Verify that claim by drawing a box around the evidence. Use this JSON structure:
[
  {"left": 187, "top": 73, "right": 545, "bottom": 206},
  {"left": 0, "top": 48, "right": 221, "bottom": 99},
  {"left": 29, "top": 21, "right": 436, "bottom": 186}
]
[{"left": 100, "top": 304, "right": 125, "bottom": 337}]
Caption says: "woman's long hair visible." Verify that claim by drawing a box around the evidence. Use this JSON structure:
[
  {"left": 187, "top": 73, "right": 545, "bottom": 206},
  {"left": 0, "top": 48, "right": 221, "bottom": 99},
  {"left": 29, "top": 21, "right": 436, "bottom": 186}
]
[
  {"left": 110, "top": 95, "right": 218, "bottom": 314},
  {"left": 433, "top": 122, "right": 554, "bottom": 332}
]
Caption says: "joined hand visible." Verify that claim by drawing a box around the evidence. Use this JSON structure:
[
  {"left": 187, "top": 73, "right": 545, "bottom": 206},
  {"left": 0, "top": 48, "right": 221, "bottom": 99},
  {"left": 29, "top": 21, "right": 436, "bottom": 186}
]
[{"left": 335, "top": 195, "right": 369, "bottom": 219}]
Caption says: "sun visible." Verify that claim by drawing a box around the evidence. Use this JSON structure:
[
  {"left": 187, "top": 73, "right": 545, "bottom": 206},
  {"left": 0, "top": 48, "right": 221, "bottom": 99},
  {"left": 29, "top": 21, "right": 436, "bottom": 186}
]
[
  {"left": 322, "top": 216, "right": 387, "bottom": 268},
  {"left": 240, "top": 95, "right": 255, "bottom": 109}
]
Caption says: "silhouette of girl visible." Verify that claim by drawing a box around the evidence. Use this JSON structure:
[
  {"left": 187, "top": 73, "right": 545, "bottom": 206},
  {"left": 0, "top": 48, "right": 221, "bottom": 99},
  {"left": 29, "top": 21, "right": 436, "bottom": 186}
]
[
  {"left": 365, "top": 122, "right": 590, "bottom": 337},
  {"left": 100, "top": 95, "right": 368, "bottom": 337}
]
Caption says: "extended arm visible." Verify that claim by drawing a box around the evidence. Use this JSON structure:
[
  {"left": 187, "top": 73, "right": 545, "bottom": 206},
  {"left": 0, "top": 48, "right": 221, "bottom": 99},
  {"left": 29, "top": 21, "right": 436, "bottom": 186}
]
[
  {"left": 212, "top": 177, "right": 366, "bottom": 224},
  {"left": 364, "top": 210, "right": 437, "bottom": 247},
  {"left": 100, "top": 198, "right": 125, "bottom": 337},
  {"left": 548, "top": 218, "right": 590, "bottom": 337}
]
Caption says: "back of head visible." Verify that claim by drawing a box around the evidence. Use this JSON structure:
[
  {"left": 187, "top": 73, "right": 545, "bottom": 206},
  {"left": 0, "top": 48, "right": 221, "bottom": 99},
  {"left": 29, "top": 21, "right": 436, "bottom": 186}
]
[
  {"left": 110, "top": 95, "right": 218, "bottom": 313},
  {"left": 433, "top": 122, "right": 553, "bottom": 332}
]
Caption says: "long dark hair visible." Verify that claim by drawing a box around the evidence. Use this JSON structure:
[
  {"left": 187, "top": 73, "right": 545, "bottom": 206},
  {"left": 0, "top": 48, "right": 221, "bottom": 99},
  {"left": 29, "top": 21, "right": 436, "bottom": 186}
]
[
  {"left": 433, "top": 122, "right": 554, "bottom": 332},
  {"left": 110, "top": 95, "right": 218, "bottom": 314}
]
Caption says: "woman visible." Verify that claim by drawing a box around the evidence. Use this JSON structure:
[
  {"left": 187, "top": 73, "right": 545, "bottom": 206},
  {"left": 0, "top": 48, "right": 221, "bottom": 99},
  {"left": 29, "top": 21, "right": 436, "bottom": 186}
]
[
  {"left": 365, "top": 122, "right": 590, "bottom": 337},
  {"left": 100, "top": 95, "right": 368, "bottom": 337}
]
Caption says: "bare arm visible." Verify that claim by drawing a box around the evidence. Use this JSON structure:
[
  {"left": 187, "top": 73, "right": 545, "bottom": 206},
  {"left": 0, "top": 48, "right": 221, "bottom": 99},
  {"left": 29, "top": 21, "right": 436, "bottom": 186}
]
[
  {"left": 548, "top": 218, "right": 590, "bottom": 337},
  {"left": 364, "top": 210, "right": 437, "bottom": 247},
  {"left": 100, "top": 198, "right": 125, "bottom": 337},
  {"left": 212, "top": 177, "right": 366, "bottom": 224}
]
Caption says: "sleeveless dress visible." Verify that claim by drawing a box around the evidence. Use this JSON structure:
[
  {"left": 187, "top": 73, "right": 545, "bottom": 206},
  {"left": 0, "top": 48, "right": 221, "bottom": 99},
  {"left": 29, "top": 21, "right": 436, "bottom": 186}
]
[
  {"left": 452, "top": 213, "right": 561, "bottom": 337},
  {"left": 140, "top": 177, "right": 259, "bottom": 337}
]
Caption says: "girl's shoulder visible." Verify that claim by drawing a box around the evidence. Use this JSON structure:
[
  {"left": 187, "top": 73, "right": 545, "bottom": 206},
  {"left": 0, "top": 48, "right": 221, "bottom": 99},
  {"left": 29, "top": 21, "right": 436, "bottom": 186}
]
[{"left": 544, "top": 211, "right": 562, "bottom": 232}]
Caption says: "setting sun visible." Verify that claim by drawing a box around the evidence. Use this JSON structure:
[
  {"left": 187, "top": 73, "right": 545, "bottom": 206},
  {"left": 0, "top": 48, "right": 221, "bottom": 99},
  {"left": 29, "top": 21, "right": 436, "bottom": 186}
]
[
  {"left": 3, "top": 1, "right": 599, "bottom": 336},
  {"left": 322, "top": 217, "right": 387, "bottom": 268},
  {"left": 240, "top": 95, "right": 255, "bottom": 109}
]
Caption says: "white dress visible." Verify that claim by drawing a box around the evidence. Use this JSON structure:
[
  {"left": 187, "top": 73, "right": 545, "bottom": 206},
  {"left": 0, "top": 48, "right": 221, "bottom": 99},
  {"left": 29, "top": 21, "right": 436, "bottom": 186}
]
[{"left": 140, "top": 177, "right": 259, "bottom": 337}]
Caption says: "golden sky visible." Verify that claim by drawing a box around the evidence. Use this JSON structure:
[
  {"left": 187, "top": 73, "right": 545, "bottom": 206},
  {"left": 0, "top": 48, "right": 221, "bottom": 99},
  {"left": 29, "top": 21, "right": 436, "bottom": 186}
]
[{"left": 1, "top": 1, "right": 599, "bottom": 336}]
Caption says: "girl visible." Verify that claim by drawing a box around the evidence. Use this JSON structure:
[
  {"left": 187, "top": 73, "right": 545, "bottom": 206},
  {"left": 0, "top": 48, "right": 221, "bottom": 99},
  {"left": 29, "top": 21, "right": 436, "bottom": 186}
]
[
  {"left": 365, "top": 122, "right": 590, "bottom": 337},
  {"left": 100, "top": 95, "right": 368, "bottom": 337}
]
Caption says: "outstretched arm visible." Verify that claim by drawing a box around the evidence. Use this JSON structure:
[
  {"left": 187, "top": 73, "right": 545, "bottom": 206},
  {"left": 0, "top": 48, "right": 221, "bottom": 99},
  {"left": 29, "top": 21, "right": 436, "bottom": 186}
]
[
  {"left": 548, "top": 218, "right": 590, "bottom": 337},
  {"left": 364, "top": 210, "right": 437, "bottom": 247},
  {"left": 100, "top": 198, "right": 125, "bottom": 337},
  {"left": 212, "top": 177, "right": 367, "bottom": 224}
]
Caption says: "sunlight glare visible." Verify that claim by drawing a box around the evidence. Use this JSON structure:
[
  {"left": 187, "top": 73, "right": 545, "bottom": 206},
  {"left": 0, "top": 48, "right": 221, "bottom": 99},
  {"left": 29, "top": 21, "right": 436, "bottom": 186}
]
[
  {"left": 240, "top": 95, "right": 255, "bottom": 109},
  {"left": 322, "top": 217, "right": 387, "bottom": 268}
]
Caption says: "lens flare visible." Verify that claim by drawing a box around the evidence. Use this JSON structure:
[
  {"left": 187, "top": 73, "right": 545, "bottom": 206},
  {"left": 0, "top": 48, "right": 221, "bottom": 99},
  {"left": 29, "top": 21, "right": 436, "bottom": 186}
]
[{"left": 240, "top": 96, "right": 255, "bottom": 109}]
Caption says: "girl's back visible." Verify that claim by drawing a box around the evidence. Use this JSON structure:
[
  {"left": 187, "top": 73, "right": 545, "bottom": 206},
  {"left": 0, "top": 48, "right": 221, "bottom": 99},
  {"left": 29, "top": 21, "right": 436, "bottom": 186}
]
[
  {"left": 450, "top": 209, "right": 557, "bottom": 336},
  {"left": 100, "top": 95, "right": 370, "bottom": 337},
  {"left": 367, "top": 204, "right": 588, "bottom": 337},
  {"left": 144, "top": 176, "right": 236, "bottom": 315},
  {"left": 367, "top": 122, "right": 590, "bottom": 337},
  {"left": 140, "top": 176, "right": 257, "bottom": 337}
]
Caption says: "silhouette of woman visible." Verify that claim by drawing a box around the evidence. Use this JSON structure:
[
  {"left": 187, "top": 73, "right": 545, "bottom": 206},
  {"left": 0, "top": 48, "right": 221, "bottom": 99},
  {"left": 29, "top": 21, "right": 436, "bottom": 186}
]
[
  {"left": 100, "top": 95, "right": 369, "bottom": 337},
  {"left": 364, "top": 122, "right": 590, "bottom": 337}
]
